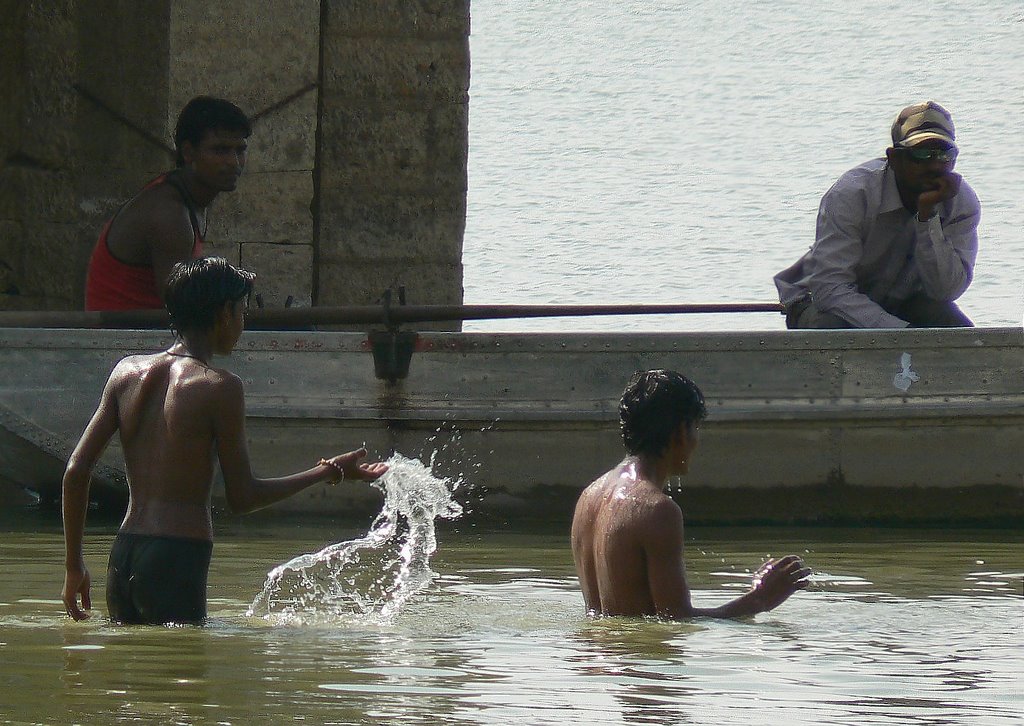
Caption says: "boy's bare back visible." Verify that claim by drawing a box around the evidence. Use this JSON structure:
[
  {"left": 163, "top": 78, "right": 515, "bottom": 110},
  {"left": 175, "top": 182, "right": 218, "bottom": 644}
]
[
  {"left": 572, "top": 462, "right": 687, "bottom": 617},
  {"left": 107, "top": 352, "right": 239, "bottom": 540}
]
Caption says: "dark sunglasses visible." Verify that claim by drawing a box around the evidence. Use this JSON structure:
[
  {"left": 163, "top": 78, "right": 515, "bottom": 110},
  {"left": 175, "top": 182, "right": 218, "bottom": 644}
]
[{"left": 899, "top": 146, "right": 958, "bottom": 164}]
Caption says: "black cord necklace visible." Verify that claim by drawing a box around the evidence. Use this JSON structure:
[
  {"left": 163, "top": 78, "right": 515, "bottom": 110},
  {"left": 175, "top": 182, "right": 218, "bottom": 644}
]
[
  {"left": 167, "top": 349, "right": 208, "bottom": 365},
  {"left": 171, "top": 169, "right": 210, "bottom": 238}
]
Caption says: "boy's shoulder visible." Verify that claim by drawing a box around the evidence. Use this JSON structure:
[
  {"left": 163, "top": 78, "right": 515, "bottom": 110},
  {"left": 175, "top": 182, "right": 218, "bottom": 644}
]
[
  {"left": 109, "top": 352, "right": 242, "bottom": 393},
  {"left": 107, "top": 352, "right": 162, "bottom": 384},
  {"left": 177, "top": 360, "right": 242, "bottom": 391}
]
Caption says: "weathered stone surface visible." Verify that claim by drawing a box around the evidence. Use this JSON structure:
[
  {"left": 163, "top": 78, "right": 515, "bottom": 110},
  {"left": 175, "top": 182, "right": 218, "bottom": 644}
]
[
  {"left": 317, "top": 259, "right": 463, "bottom": 307},
  {"left": 319, "top": 190, "right": 464, "bottom": 261},
  {"left": 168, "top": 0, "right": 319, "bottom": 123},
  {"left": 16, "top": 169, "right": 79, "bottom": 225},
  {"left": 0, "top": 292, "right": 50, "bottom": 311},
  {"left": 319, "top": 103, "right": 468, "bottom": 192},
  {"left": 74, "top": 0, "right": 172, "bottom": 173},
  {"left": 207, "top": 171, "right": 314, "bottom": 246},
  {"left": 246, "top": 91, "right": 317, "bottom": 173},
  {"left": 73, "top": 112, "right": 173, "bottom": 177},
  {"left": 16, "top": 3, "right": 76, "bottom": 168},
  {"left": 0, "top": 169, "right": 24, "bottom": 220},
  {"left": 0, "top": 1, "right": 27, "bottom": 162},
  {"left": 323, "top": 37, "right": 469, "bottom": 102},
  {"left": 240, "top": 242, "right": 314, "bottom": 309},
  {"left": 20, "top": 223, "right": 81, "bottom": 302},
  {"left": 0, "top": 221, "right": 24, "bottom": 291},
  {"left": 325, "top": 0, "right": 470, "bottom": 38}
]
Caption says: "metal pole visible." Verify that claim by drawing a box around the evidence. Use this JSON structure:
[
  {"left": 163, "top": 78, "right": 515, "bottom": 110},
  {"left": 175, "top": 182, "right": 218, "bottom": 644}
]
[{"left": 0, "top": 302, "right": 784, "bottom": 330}]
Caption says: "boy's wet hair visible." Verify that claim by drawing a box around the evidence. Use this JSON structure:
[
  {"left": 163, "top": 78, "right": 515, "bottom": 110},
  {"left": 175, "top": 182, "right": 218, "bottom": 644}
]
[
  {"left": 173, "top": 96, "right": 251, "bottom": 166},
  {"left": 619, "top": 369, "right": 707, "bottom": 457},
  {"left": 164, "top": 257, "right": 255, "bottom": 335}
]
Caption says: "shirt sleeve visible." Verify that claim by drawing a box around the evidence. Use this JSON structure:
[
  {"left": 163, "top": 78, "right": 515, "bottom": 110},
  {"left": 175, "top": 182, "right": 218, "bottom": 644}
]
[
  {"left": 805, "top": 188, "right": 910, "bottom": 329},
  {"left": 913, "top": 187, "right": 980, "bottom": 301}
]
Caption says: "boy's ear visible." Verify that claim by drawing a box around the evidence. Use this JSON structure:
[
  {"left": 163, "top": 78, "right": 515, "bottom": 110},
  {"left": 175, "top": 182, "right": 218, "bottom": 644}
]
[
  {"left": 670, "top": 422, "right": 687, "bottom": 449},
  {"left": 214, "top": 301, "right": 234, "bottom": 327},
  {"left": 181, "top": 140, "right": 197, "bottom": 166},
  {"left": 676, "top": 421, "right": 696, "bottom": 447}
]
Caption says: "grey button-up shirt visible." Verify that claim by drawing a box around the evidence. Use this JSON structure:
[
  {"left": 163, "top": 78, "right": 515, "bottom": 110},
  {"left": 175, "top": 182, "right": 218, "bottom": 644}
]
[{"left": 774, "top": 158, "right": 980, "bottom": 328}]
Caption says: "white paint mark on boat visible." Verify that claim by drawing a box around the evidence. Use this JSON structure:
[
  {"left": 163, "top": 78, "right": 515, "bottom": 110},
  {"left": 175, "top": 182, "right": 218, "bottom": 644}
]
[{"left": 893, "top": 352, "right": 920, "bottom": 392}]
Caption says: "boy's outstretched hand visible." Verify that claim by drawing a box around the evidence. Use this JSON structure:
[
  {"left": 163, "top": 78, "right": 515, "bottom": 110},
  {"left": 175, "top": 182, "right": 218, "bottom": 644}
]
[
  {"left": 324, "top": 448, "right": 389, "bottom": 482},
  {"left": 749, "top": 555, "right": 811, "bottom": 613}
]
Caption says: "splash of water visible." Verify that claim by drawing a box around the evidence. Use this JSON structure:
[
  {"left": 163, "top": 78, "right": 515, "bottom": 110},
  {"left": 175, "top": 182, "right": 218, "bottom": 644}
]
[{"left": 246, "top": 453, "right": 463, "bottom": 625}]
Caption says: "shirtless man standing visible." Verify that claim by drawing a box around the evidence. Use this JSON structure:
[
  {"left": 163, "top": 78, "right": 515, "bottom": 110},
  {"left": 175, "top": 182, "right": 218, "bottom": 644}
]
[
  {"left": 571, "top": 369, "right": 810, "bottom": 619},
  {"left": 85, "top": 97, "right": 251, "bottom": 310},
  {"left": 62, "top": 257, "right": 388, "bottom": 624}
]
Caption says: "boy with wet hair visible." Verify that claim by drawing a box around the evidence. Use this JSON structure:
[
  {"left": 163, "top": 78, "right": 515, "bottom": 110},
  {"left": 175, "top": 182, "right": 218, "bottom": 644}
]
[
  {"left": 164, "top": 254, "right": 255, "bottom": 333},
  {"left": 571, "top": 369, "right": 810, "bottom": 619},
  {"left": 63, "top": 257, "right": 388, "bottom": 625},
  {"left": 619, "top": 368, "right": 707, "bottom": 457}
]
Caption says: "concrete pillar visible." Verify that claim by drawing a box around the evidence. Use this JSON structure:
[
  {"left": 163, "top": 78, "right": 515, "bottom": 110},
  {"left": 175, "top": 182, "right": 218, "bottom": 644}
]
[
  {"left": 316, "top": 1, "right": 469, "bottom": 323},
  {"left": 0, "top": 1, "right": 80, "bottom": 310},
  {"left": 0, "top": 0, "right": 30, "bottom": 307},
  {"left": 0, "top": 1, "right": 469, "bottom": 320}
]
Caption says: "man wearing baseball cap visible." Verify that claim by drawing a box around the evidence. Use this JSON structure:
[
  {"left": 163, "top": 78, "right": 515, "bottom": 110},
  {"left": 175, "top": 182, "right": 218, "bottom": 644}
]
[{"left": 775, "top": 101, "right": 980, "bottom": 328}]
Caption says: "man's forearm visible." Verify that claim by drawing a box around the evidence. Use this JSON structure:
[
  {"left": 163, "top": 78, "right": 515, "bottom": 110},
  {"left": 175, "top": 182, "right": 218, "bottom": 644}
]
[
  {"left": 62, "top": 470, "right": 90, "bottom": 566},
  {"left": 914, "top": 220, "right": 973, "bottom": 300},
  {"left": 809, "top": 281, "right": 909, "bottom": 328}
]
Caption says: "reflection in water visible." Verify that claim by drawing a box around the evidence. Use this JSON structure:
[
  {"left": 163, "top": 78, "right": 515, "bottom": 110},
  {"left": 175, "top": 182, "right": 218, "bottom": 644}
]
[
  {"left": 566, "top": 618, "right": 700, "bottom": 724},
  {"left": 60, "top": 625, "right": 217, "bottom": 724},
  {"left": 247, "top": 454, "right": 463, "bottom": 624},
  {"left": 0, "top": 528, "right": 1021, "bottom": 725}
]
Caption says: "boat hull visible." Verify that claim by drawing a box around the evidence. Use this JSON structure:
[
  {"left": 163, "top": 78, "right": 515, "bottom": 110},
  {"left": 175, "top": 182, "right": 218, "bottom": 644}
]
[{"left": 1, "top": 326, "right": 1021, "bottom": 524}]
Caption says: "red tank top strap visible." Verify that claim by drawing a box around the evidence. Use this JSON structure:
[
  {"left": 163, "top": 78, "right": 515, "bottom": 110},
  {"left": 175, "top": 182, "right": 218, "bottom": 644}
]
[{"left": 84, "top": 171, "right": 203, "bottom": 310}]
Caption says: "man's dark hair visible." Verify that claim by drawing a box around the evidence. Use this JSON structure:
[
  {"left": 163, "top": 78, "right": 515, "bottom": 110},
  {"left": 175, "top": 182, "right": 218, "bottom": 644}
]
[
  {"left": 173, "top": 96, "right": 252, "bottom": 166},
  {"left": 164, "top": 257, "right": 255, "bottom": 335},
  {"left": 619, "top": 369, "right": 707, "bottom": 457}
]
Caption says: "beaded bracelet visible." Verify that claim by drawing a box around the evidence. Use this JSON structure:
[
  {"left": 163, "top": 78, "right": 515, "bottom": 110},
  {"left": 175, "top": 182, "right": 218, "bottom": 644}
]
[{"left": 318, "top": 458, "right": 345, "bottom": 483}]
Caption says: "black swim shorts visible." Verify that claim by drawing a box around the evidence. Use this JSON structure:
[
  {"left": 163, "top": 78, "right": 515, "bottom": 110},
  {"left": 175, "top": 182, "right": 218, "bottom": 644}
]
[{"left": 106, "top": 532, "right": 213, "bottom": 625}]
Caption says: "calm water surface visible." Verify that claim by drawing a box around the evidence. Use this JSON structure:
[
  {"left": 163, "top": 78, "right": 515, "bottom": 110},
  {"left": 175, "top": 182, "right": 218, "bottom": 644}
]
[
  {"left": 1, "top": 518, "right": 1020, "bottom": 725},
  {"left": 465, "top": 1, "right": 1024, "bottom": 331}
]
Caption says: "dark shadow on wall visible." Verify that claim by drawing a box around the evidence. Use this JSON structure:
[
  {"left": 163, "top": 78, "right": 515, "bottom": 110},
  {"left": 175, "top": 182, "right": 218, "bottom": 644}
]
[{"left": 0, "top": 1, "right": 173, "bottom": 311}]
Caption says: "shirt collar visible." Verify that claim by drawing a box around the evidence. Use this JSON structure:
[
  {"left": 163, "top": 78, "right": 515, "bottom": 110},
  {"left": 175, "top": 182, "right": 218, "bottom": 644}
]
[{"left": 880, "top": 162, "right": 906, "bottom": 214}]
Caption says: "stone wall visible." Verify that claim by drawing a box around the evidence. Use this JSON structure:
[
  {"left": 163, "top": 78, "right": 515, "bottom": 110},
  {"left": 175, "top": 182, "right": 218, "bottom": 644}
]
[
  {"left": 1, "top": 1, "right": 81, "bottom": 310},
  {"left": 0, "top": 0, "right": 28, "bottom": 305},
  {"left": 0, "top": 0, "right": 468, "bottom": 322},
  {"left": 316, "top": 2, "right": 470, "bottom": 313}
]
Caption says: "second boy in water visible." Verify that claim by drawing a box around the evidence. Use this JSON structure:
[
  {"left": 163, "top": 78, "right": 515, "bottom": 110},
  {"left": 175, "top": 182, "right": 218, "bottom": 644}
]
[{"left": 572, "top": 369, "right": 810, "bottom": 619}]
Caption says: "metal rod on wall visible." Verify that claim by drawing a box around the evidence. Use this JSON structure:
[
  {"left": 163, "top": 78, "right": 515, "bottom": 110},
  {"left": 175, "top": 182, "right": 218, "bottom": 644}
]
[{"left": 0, "top": 302, "right": 784, "bottom": 330}]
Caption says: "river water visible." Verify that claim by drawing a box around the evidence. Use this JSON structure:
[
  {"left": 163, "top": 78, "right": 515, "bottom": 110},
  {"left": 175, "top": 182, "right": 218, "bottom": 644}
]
[
  {"left": 1, "top": 516, "right": 1020, "bottom": 725},
  {"left": 464, "top": 0, "right": 1024, "bottom": 331}
]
